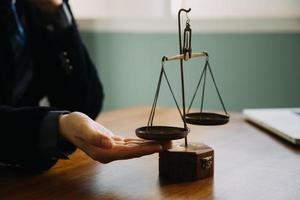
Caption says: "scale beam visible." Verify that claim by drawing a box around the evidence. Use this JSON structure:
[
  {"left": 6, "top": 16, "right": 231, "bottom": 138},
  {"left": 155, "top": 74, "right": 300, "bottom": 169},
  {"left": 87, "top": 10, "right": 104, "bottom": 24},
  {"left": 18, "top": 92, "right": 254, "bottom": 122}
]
[
  {"left": 135, "top": 8, "right": 229, "bottom": 142},
  {"left": 164, "top": 52, "right": 208, "bottom": 62}
]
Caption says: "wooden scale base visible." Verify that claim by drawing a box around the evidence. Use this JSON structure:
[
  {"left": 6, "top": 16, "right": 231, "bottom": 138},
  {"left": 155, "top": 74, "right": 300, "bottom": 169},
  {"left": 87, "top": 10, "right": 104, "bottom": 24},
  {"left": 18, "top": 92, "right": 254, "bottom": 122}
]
[{"left": 159, "top": 143, "right": 214, "bottom": 182}]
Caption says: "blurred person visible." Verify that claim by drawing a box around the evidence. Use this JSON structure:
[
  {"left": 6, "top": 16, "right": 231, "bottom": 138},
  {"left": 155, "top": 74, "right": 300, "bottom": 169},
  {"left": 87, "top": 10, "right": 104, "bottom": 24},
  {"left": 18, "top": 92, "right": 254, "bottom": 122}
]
[{"left": 0, "top": 0, "right": 168, "bottom": 170}]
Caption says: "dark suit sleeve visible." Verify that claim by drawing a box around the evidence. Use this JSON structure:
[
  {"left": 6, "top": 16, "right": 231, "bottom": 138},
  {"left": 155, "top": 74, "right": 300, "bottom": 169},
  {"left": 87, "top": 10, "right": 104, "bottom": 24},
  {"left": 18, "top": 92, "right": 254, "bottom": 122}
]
[
  {"left": 38, "top": 110, "right": 76, "bottom": 161},
  {"left": 36, "top": 1, "right": 104, "bottom": 120},
  {"left": 0, "top": 106, "right": 62, "bottom": 170}
]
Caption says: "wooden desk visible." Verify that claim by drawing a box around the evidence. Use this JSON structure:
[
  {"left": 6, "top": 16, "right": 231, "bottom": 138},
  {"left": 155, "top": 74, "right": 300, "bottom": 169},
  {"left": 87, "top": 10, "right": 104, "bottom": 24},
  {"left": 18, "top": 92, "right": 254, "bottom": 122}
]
[{"left": 1, "top": 107, "right": 300, "bottom": 200}]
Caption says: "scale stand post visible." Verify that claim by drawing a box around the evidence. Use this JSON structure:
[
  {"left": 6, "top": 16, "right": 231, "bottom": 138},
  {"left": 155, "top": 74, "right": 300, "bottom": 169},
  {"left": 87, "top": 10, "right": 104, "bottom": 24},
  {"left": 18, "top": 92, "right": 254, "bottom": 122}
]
[{"left": 159, "top": 8, "right": 214, "bottom": 182}]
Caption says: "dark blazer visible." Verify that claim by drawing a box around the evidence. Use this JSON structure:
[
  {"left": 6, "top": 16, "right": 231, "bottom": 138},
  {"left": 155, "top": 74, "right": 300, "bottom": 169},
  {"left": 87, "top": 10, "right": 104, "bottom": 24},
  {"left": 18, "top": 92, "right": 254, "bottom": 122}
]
[{"left": 0, "top": 1, "right": 104, "bottom": 170}]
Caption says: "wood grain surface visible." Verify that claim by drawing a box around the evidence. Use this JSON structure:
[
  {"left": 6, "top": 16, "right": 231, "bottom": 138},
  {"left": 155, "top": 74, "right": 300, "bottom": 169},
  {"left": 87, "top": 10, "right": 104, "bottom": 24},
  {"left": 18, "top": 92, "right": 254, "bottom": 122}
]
[{"left": 0, "top": 106, "right": 300, "bottom": 200}]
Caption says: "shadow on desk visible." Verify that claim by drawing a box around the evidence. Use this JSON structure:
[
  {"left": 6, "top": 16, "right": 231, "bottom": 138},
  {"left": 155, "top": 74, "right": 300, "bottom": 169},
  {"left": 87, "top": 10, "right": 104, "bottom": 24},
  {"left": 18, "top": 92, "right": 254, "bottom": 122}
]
[{"left": 159, "top": 177, "right": 214, "bottom": 199}]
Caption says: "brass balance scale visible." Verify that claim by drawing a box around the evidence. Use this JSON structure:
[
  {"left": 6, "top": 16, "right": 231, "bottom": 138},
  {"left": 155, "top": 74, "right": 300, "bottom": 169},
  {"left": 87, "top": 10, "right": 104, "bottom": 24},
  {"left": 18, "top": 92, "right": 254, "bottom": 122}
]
[{"left": 136, "top": 8, "right": 229, "bottom": 181}]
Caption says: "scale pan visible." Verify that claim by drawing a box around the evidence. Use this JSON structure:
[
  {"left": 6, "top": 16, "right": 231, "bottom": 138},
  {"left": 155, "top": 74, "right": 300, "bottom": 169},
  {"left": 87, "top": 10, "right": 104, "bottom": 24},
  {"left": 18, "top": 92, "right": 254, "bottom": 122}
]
[
  {"left": 185, "top": 112, "right": 229, "bottom": 125},
  {"left": 135, "top": 126, "right": 189, "bottom": 140}
]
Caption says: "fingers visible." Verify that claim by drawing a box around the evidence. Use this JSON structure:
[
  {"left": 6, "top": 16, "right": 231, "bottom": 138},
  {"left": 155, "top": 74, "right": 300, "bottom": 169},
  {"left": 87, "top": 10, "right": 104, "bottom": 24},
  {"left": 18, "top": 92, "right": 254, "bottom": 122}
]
[
  {"left": 101, "top": 143, "right": 162, "bottom": 163},
  {"left": 114, "top": 143, "right": 162, "bottom": 160},
  {"left": 80, "top": 134, "right": 174, "bottom": 163},
  {"left": 85, "top": 143, "right": 162, "bottom": 164},
  {"left": 83, "top": 121, "right": 116, "bottom": 149},
  {"left": 124, "top": 138, "right": 172, "bottom": 150},
  {"left": 112, "top": 135, "right": 124, "bottom": 141},
  {"left": 161, "top": 141, "right": 172, "bottom": 150},
  {"left": 84, "top": 130, "right": 114, "bottom": 149}
]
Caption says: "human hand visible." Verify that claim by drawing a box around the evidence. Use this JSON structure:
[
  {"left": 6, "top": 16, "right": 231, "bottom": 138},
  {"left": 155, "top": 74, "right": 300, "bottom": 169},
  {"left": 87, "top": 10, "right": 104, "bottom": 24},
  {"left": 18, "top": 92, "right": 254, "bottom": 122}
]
[
  {"left": 27, "top": 0, "right": 63, "bottom": 13},
  {"left": 84, "top": 137, "right": 171, "bottom": 164},
  {"left": 59, "top": 112, "right": 170, "bottom": 163}
]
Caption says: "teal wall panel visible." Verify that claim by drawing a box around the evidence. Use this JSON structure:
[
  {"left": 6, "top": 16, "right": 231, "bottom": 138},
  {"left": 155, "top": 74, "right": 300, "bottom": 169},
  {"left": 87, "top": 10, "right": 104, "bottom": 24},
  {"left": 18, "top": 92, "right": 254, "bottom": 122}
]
[{"left": 80, "top": 32, "right": 300, "bottom": 111}]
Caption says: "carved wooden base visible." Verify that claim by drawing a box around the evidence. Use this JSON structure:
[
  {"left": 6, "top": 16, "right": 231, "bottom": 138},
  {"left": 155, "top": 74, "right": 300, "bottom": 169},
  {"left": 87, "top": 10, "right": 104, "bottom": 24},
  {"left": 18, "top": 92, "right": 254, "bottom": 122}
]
[{"left": 159, "top": 143, "right": 214, "bottom": 182}]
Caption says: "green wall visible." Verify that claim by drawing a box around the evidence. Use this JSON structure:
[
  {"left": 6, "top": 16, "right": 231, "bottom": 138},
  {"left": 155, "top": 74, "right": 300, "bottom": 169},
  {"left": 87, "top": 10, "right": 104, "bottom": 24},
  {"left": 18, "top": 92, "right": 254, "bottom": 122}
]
[{"left": 80, "top": 32, "right": 300, "bottom": 111}]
